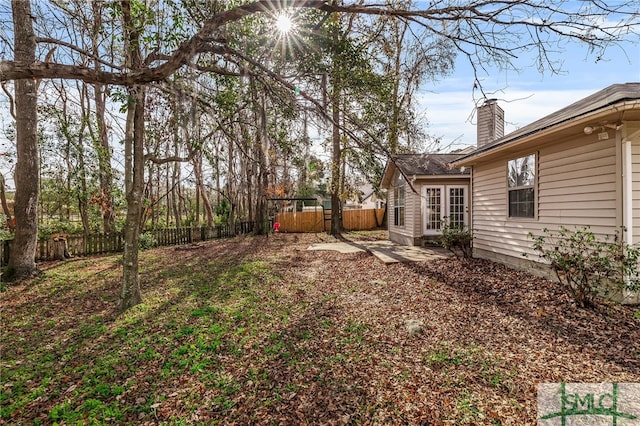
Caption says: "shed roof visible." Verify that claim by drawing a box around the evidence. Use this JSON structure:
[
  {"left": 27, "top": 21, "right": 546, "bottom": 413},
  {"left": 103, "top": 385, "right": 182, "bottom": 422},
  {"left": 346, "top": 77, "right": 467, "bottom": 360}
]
[{"left": 453, "top": 82, "right": 640, "bottom": 165}]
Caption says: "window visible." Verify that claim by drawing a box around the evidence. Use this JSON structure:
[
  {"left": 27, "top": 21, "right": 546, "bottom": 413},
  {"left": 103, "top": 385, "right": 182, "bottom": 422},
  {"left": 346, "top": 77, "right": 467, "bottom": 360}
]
[
  {"left": 507, "top": 154, "right": 536, "bottom": 218},
  {"left": 424, "top": 187, "right": 442, "bottom": 231},
  {"left": 423, "top": 185, "right": 468, "bottom": 235},
  {"left": 393, "top": 185, "right": 405, "bottom": 227}
]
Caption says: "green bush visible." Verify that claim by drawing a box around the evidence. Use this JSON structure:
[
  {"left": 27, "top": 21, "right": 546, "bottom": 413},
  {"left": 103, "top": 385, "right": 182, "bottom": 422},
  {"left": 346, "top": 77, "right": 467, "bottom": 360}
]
[
  {"left": 529, "top": 226, "right": 640, "bottom": 308},
  {"left": 138, "top": 231, "right": 157, "bottom": 250},
  {"left": 440, "top": 219, "right": 473, "bottom": 259},
  {"left": 38, "top": 220, "right": 84, "bottom": 240},
  {"left": 0, "top": 214, "right": 12, "bottom": 240}
]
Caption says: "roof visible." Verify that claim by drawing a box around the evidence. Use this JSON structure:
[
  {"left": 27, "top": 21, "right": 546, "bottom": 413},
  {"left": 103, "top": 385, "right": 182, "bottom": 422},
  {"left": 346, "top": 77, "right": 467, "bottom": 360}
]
[
  {"left": 453, "top": 83, "right": 640, "bottom": 165},
  {"left": 357, "top": 183, "right": 376, "bottom": 202},
  {"left": 380, "top": 153, "right": 470, "bottom": 188}
]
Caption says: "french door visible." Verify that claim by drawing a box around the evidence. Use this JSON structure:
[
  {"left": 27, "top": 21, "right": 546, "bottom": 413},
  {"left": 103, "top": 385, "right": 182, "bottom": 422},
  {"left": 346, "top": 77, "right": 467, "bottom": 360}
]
[{"left": 422, "top": 185, "right": 468, "bottom": 235}]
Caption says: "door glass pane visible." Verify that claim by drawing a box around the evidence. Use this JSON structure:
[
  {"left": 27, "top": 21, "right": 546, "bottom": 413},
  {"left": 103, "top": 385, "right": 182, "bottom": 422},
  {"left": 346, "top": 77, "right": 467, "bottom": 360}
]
[
  {"left": 425, "top": 188, "right": 442, "bottom": 230},
  {"left": 448, "top": 187, "right": 465, "bottom": 229}
]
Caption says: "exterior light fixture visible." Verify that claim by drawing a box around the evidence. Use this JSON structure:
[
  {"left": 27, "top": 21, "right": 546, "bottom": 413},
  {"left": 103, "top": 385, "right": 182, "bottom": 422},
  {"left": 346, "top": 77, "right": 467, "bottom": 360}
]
[{"left": 584, "top": 122, "right": 622, "bottom": 136}]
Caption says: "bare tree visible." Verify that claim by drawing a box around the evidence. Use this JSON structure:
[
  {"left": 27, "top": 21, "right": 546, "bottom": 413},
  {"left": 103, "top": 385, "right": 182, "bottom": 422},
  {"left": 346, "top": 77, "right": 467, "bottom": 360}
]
[
  {"left": 1, "top": 0, "right": 637, "bottom": 306},
  {"left": 118, "top": 0, "right": 146, "bottom": 311},
  {"left": 90, "top": 1, "right": 116, "bottom": 234},
  {"left": 6, "top": 0, "right": 39, "bottom": 280}
]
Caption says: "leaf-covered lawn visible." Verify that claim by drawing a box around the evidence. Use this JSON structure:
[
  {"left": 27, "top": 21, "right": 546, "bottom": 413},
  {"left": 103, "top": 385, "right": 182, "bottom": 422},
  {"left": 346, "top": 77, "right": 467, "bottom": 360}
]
[{"left": 1, "top": 232, "right": 639, "bottom": 425}]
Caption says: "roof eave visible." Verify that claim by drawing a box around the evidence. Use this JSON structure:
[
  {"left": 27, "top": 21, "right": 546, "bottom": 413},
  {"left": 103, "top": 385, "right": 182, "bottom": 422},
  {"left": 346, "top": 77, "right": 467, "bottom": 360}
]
[
  {"left": 409, "top": 174, "right": 470, "bottom": 180},
  {"left": 452, "top": 99, "right": 640, "bottom": 167}
]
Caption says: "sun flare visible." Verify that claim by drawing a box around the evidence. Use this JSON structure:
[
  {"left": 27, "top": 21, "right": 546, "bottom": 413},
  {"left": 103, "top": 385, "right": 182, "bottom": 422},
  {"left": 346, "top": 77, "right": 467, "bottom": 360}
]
[{"left": 275, "top": 13, "right": 293, "bottom": 33}]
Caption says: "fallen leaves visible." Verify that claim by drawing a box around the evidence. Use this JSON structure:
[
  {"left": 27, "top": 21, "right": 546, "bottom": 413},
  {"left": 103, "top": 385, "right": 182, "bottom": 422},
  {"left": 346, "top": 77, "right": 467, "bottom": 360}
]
[{"left": 1, "top": 232, "right": 638, "bottom": 424}]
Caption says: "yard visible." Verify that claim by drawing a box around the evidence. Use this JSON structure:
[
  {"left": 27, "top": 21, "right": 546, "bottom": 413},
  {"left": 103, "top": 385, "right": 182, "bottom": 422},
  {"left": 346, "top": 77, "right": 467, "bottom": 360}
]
[{"left": 1, "top": 232, "right": 638, "bottom": 425}]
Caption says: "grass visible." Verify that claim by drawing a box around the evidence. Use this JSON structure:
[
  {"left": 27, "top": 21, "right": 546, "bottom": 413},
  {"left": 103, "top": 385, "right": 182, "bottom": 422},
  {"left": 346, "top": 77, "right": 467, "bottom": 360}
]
[
  {"left": 2, "top": 232, "right": 638, "bottom": 424},
  {"left": 0, "top": 241, "right": 287, "bottom": 423},
  {"left": 423, "top": 342, "right": 519, "bottom": 395}
]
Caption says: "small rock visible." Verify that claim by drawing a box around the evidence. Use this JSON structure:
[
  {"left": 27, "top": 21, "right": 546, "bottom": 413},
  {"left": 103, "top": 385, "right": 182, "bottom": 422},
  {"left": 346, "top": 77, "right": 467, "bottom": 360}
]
[{"left": 405, "top": 319, "right": 425, "bottom": 336}]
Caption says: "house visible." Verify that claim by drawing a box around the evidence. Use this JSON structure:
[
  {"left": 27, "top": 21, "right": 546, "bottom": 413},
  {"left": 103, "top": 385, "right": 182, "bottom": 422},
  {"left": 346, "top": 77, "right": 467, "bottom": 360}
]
[
  {"left": 450, "top": 83, "right": 640, "bottom": 296},
  {"left": 380, "top": 153, "right": 471, "bottom": 246},
  {"left": 343, "top": 183, "right": 386, "bottom": 210}
]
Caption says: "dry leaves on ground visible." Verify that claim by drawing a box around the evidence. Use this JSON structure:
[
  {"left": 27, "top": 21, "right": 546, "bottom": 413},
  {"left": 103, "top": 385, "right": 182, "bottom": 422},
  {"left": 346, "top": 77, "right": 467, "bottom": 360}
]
[{"left": 1, "top": 232, "right": 638, "bottom": 425}]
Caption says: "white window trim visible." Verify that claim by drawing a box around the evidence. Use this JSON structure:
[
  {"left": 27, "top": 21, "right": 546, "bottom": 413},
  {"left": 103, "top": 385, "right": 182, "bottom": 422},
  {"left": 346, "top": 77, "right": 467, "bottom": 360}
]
[
  {"left": 506, "top": 153, "right": 537, "bottom": 220},
  {"left": 393, "top": 184, "right": 406, "bottom": 228},
  {"left": 422, "top": 185, "right": 444, "bottom": 235}
]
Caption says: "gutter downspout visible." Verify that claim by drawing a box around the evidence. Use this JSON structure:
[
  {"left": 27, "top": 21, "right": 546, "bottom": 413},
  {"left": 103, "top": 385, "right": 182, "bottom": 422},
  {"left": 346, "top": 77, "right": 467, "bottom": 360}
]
[
  {"left": 623, "top": 138, "right": 633, "bottom": 243},
  {"left": 469, "top": 167, "right": 474, "bottom": 257},
  {"left": 621, "top": 131, "right": 637, "bottom": 303}
]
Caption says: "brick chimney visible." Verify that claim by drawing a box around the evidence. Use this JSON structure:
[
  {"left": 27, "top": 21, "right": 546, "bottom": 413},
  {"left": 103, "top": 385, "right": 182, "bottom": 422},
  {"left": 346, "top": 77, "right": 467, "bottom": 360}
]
[{"left": 477, "top": 99, "right": 504, "bottom": 147}]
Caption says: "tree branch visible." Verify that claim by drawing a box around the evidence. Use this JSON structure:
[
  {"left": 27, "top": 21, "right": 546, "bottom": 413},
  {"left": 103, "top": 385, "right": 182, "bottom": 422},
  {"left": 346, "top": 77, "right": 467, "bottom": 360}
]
[{"left": 1, "top": 0, "right": 637, "bottom": 89}]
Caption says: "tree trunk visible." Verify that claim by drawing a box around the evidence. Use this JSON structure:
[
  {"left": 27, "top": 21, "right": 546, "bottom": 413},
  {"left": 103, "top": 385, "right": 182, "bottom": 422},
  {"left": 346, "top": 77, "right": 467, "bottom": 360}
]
[
  {"left": 93, "top": 85, "right": 115, "bottom": 232},
  {"left": 165, "top": 163, "right": 171, "bottom": 226},
  {"left": 227, "top": 136, "right": 236, "bottom": 235},
  {"left": 78, "top": 168, "right": 90, "bottom": 239},
  {"left": 254, "top": 84, "right": 269, "bottom": 235},
  {"left": 52, "top": 234, "right": 69, "bottom": 261},
  {"left": 94, "top": 88, "right": 115, "bottom": 233},
  {"left": 195, "top": 178, "right": 200, "bottom": 226},
  {"left": 90, "top": 1, "right": 114, "bottom": 234},
  {"left": 7, "top": 0, "right": 39, "bottom": 280},
  {"left": 330, "top": 80, "right": 342, "bottom": 236},
  {"left": 118, "top": 85, "right": 145, "bottom": 311},
  {"left": 78, "top": 84, "right": 91, "bottom": 239},
  {"left": 171, "top": 161, "right": 181, "bottom": 227},
  {"left": 118, "top": 0, "right": 145, "bottom": 311},
  {"left": 192, "top": 154, "right": 215, "bottom": 227}
]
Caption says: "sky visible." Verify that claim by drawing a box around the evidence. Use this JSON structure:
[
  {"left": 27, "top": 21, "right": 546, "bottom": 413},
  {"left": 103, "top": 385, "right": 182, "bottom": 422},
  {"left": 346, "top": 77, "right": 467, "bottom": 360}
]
[
  {"left": 1, "top": 4, "right": 639, "bottom": 190},
  {"left": 417, "top": 40, "right": 640, "bottom": 152}
]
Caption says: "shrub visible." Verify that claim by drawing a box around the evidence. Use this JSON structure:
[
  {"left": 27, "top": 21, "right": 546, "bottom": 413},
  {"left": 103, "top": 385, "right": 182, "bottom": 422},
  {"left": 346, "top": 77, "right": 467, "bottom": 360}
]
[
  {"left": 440, "top": 220, "right": 473, "bottom": 259},
  {"left": 138, "top": 231, "right": 157, "bottom": 250},
  {"left": 529, "top": 226, "right": 640, "bottom": 308},
  {"left": 0, "top": 214, "right": 12, "bottom": 240},
  {"left": 38, "top": 220, "right": 84, "bottom": 240}
]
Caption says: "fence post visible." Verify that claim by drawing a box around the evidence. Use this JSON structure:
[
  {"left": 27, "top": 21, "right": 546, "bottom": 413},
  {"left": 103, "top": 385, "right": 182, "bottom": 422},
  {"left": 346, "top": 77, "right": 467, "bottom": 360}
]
[{"left": 40, "top": 240, "right": 47, "bottom": 261}]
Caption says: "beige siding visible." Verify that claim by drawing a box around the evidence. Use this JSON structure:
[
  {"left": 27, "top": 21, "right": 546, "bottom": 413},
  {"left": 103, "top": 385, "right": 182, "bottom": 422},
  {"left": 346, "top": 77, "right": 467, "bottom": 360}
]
[
  {"left": 407, "top": 183, "right": 422, "bottom": 238},
  {"left": 388, "top": 171, "right": 420, "bottom": 243},
  {"left": 473, "top": 135, "right": 619, "bottom": 261},
  {"left": 630, "top": 122, "right": 640, "bottom": 245}
]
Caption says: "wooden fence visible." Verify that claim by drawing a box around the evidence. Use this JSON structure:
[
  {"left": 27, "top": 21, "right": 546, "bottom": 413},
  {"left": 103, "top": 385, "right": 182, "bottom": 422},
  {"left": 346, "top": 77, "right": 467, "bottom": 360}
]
[
  {"left": 275, "top": 208, "right": 386, "bottom": 233},
  {"left": 0, "top": 221, "right": 257, "bottom": 263}
]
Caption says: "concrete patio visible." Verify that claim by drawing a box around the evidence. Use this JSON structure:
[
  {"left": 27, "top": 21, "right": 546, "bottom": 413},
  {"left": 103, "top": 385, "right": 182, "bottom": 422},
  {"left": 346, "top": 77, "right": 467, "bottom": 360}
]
[{"left": 307, "top": 240, "right": 451, "bottom": 264}]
